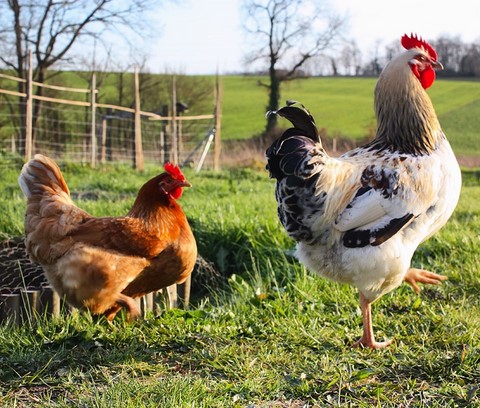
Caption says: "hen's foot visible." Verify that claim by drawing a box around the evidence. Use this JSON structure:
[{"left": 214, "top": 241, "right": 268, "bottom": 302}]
[
  {"left": 104, "top": 305, "right": 122, "bottom": 321},
  {"left": 105, "top": 294, "right": 140, "bottom": 321},
  {"left": 404, "top": 268, "right": 447, "bottom": 294}
]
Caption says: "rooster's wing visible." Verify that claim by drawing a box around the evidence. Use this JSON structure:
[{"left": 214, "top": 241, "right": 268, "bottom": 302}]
[{"left": 333, "top": 156, "right": 438, "bottom": 248}]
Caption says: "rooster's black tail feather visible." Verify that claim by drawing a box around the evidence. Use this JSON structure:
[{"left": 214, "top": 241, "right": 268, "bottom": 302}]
[{"left": 266, "top": 101, "right": 323, "bottom": 180}]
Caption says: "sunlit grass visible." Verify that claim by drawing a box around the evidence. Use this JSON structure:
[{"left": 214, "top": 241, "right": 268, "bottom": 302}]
[
  {"left": 222, "top": 76, "right": 480, "bottom": 157},
  {"left": 1, "top": 163, "right": 479, "bottom": 406}
]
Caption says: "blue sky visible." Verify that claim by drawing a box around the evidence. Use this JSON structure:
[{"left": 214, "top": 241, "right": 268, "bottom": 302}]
[{"left": 141, "top": 0, "right": 480, "bottom": 75}]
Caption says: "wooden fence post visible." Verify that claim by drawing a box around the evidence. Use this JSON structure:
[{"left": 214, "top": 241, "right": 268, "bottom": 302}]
[
  {"left": 101, "top": 116, "right": 107, "bottom": 164},
  {"left": 171, "top": 76, "right": 178, "bottom": 164},
  {"left": 25, "top": 51, "right": 33, "bottom": 161},
  {"left": 214, "top": 75, "right": 222, "bottom": 171},
  {"left": 134, "top": 66, "right": 144, "bottom": 171},
  {"left": 90, "top": 73, "right": 97, "bottom": 168}
]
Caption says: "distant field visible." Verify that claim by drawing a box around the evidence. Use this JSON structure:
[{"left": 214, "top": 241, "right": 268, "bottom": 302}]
[{"left": 221, "top": 76, "right": 480, "bottom": 156}]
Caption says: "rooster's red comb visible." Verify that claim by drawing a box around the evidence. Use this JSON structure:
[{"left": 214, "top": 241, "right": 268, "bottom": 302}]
[
  {"left": 164, "top": 162, "right": 185, "bottom": 181},
  {"left": 401, "top": 33, "right": 438, "bottom": 61}
]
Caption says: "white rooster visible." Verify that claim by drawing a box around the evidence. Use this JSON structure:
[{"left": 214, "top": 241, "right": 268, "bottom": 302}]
[{"left": 266, "top": 34, "right": 461, "bottom": 348}]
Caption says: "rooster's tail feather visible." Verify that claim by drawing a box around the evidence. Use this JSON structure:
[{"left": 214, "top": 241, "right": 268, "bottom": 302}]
[
  {"left": 266, "top": 101, "right": 326, "bottom": 180},
  {"left": 266, "top": 100, "right": 320, "bottom": 143}
]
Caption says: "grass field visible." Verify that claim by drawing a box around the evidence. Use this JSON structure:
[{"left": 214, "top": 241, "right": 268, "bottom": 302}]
[
  {"left": 221, "top": 76, "right": 480, "bottom": 157},
  {"left": 0, "top": 159, "right": 479, "bottom": 407}
]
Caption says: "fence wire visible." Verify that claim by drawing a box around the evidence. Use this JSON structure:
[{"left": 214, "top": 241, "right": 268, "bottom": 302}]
[{"left": 0, "top": 79, "right": 217, "bottom": 170}]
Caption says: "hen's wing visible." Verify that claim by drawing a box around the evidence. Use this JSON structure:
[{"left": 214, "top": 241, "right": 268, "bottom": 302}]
[{"left": 67, "top": 217, "right": 177, "bottom": 258}]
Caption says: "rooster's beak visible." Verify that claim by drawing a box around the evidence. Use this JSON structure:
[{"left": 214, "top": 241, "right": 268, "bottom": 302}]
[
  {"left": 179, "top": 180, "right": 192, "bottom": 188},
  {"left": 432, "top": 61, "right": 444, "bottom": 70}
]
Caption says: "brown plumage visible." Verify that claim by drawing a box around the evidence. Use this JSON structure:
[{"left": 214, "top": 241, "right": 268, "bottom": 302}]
[{"left": 18, "top": 154, "right": 197, "bottom": 320}]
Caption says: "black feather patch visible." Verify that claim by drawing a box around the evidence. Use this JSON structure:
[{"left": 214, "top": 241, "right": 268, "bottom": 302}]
[
  {"left": 354, "top": 185, "right": 372, "bottom": 198},
  {"left": 265, "top": 101, "right": 327, "bottom": 244},
  {"left": 273, "top": 103, "right": 319, "bottom": 142},
  {"left": 343, "top": 213, "right": 414, "bottom": 248},
  {"left": 266, "top": 135, "right": 317, "bottom": 180},
  {"left": 360, "top": 165, "right": 399, "bottom": 199}
]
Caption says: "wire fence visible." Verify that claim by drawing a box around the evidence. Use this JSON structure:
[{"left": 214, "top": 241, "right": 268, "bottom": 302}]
[
  {"left": 0, "top": 63, "right": 222, "bottom": 171},
  {"left": 0, "top": 99, "right": 216, "bottom": 166}
]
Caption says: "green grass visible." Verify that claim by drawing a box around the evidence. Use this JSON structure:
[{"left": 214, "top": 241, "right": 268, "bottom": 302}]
[
  {"left": 220, "top": 76, "right": 377, "bottom": 141},
  {"left": 221, "top": 76, "right": 480, "bottom": 157},
  {"left": 0, "top": 162, "right": 479, "bottom": 406}
]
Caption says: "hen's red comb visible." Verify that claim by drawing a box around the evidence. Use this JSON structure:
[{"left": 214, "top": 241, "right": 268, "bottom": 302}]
[
  {"left": 164, "top": 162, "right": 185, "bottom": 181},
  {"left": 401, "top": 33, "right": 437, "bottom": 60}
]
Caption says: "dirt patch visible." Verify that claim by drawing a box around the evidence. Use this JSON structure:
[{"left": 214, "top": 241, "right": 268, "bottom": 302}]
[
  {"left": 221, "top": 133, "right": 480, "bottom": 169},
  {"left": 457, "top": 155, "right": 480, "bottom": 168}
]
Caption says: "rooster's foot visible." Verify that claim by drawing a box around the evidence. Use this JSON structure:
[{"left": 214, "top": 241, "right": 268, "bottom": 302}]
[
  {"left": 403, "top": 268, "right": 447, "bottom": 294},
  {"left": 352, "top": 336, "right": 392, "bottom": 349}
]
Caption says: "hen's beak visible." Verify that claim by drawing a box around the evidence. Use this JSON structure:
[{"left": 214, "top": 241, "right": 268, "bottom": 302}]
[{"left": 179, "top": 180, "right": 192, "bottom": 188}]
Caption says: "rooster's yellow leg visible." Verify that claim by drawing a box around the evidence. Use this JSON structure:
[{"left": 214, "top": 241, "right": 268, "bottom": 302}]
[
  {"left": 352, "top": 292, "right": 392, "bottom": 349},
  {"left": 403, "top": 268, "right": 447, "bottom": 294}
]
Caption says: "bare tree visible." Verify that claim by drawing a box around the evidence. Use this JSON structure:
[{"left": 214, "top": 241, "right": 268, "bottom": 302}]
[
  {"left": 0, "top": 0, "right": 165, "bottom": 155},
  {"left": 460, "top": 42, "right": 480, "bottom": 76},
  {"left": 361, "top": 39, "right": 383, "bottom": 77},
  {"left": 242, "top": 0, "right": 345, "bottom": 131},
  {"left": 339, "top": 40, "right": 362, "bottom": 76},
  {"left": 432, "top": 35, "right": 466, "bottom": 75}
]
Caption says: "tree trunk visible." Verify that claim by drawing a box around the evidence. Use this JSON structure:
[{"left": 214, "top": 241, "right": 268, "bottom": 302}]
[
  {"left": 330, "top": 57, "right": 338, "bottom": 76},
  {"left": 266, "top": 67, "right": 280, "bottom": 132}
]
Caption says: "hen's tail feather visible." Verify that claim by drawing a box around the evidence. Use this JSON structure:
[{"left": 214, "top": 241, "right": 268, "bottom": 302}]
[{"left": 19, "top": 154, "right": 70, "bottom": 199}]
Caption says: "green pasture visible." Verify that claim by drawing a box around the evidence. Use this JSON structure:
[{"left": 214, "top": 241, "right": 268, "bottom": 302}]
[
  {"left": 221, "top": 76, "right": 480, "bottom": 157},
  {"left": 0, "top": 158, "right": 479, "bottom": 406}
]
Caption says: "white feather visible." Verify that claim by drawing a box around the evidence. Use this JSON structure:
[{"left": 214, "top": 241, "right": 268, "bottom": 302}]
[{"left": 334, "top": 189, "right": 387, "bottom": 232}]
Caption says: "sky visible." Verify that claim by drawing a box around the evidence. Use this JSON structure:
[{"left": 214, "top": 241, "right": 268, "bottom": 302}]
[{"left": 142, "top": 0, "right": 480, "bottom": 75}]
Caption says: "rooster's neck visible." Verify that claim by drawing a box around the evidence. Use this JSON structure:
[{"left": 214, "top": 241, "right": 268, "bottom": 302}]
[{"left": 372, "top": 64, "right": 443, "bottom": 155}]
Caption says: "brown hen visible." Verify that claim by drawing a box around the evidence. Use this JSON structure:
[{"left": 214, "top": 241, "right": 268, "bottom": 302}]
[{"left": 18, "top": 154, "right": 197, "bottom": 320}]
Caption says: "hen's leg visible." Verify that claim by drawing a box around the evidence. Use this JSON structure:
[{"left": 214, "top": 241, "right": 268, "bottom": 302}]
[
  {"left": 352, "top": 292, "right": 392, "bottom": 349},
  {"left": 105, "top": 294, "right": 140, "bottom": 321},
  {"left": 404, "top": 268, "right": 447, "bottom": 294},
  {"left": 104, "top": 305, "right": 122, "bottom": 321}
]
